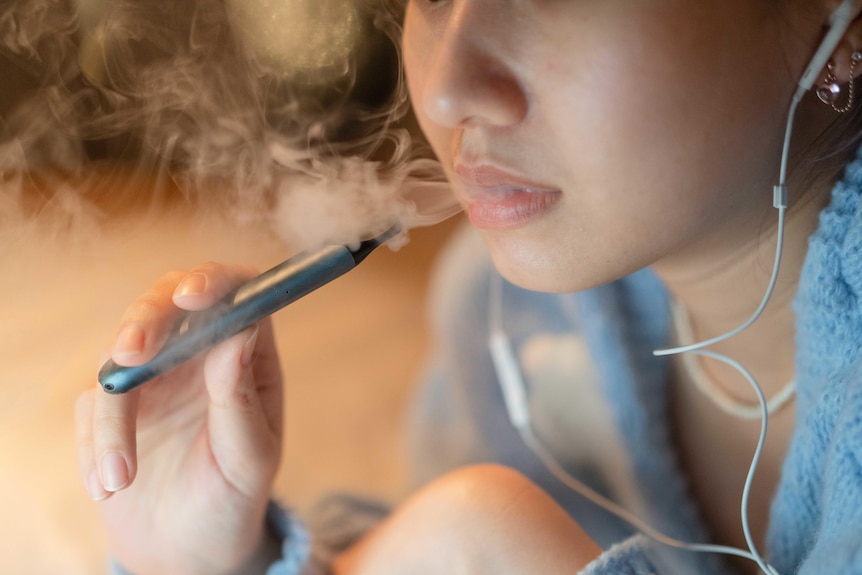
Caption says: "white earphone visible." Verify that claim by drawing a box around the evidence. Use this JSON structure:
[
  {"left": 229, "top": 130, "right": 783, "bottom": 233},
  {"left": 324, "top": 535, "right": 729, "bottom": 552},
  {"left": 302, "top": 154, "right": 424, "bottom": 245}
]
[
  {"left": 799, "top": 0, "right": 857, "bottom": 94},
  {"left": 488, "top": 2, "right": 857, "bottom": 574}
]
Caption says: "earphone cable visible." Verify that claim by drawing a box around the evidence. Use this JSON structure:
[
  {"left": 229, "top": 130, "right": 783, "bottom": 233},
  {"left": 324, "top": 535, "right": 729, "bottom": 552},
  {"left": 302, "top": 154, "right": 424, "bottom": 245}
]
[
  {"left": 653, "top": 92, "right": 801, "bottom": 358},
  {"left": 489, "top": 273, "right": 779, "bottom": 574},
  {"left": 517, "top": 424, "right": 779, "bottom": 575},
  {"left": 487, "top": 17, "right": 842, "bottom": 574},
  {"left": 488, "top": 92, "right": 795, "bottom": 568}
]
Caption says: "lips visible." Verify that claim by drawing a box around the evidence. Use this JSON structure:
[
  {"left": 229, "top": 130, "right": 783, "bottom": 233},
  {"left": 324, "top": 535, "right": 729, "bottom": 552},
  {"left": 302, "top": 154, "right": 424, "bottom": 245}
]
[{"left": 454, "top": 164, "right": 562, "bottom": 230}]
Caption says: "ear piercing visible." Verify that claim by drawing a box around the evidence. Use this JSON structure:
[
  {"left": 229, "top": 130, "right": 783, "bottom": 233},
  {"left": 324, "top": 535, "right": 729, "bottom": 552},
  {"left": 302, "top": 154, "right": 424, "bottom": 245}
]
[{"left": 817, "top": 50, "right": 862, "bottom": 113}]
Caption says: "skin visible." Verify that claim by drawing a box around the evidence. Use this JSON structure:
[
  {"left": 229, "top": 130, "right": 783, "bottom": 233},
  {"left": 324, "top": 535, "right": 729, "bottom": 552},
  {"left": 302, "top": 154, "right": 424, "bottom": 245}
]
[
  {"left": 332, "top": 465, "right": 602, "bottom": 574},
  {"left": 76, "top": 1, "right": 862, "bottom": 573},
  {"left": 75, "top": 264, "right": 285, "bottom": 575},
  {"left": 404, "top": 0, "right": 860, "bottom": 562}
]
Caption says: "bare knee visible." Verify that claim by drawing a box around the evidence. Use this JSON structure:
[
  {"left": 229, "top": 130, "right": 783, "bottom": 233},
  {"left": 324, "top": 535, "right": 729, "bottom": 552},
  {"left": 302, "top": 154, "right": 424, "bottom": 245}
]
[
  {"left": 415, "top": 465, "right": 602, "bottom": 569},
  {"left": 333, "top": 465, "right": 601, "bottom": 575}
]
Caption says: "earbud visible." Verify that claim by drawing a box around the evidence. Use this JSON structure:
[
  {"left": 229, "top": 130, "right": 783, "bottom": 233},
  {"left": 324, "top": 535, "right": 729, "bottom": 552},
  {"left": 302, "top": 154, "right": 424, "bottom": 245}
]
[{"left": 797, "top": 0, "right": 856, "bottom": 94}]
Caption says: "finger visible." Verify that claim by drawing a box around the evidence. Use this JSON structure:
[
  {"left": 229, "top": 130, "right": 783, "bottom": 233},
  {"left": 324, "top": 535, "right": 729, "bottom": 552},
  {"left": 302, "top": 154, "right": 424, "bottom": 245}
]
[
  {"left": 111, "top": 270, "right": 188, "bottom": 367},
  {"left": 249, "top": 319, "right": 284, "bottom": 439},
  {"left": 75, "top": 389, "right": 111, "bottom": 501},
  {"left": 203, "top": 323, "right": 282, "bottom": 497},
  {"left": 172, "top": 262, "right": 259, "bottom": 311},
  {"left": 110, "top": 263, "right": 257, "bottom": 368},
  {"left": 92, "top": 386, "right": 140, "bottom": 493}
]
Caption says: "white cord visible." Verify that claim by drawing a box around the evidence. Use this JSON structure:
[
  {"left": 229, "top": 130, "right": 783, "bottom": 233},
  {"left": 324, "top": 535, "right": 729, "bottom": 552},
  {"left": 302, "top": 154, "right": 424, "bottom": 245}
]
[
  {"left": 489, "top": 274, "right": 779, "bottom": 575},
  {"left": 643, "top": 82, "right": 803, "bottom": 575},
  {"left": 487, "top": 94, "right": 802, "bottom": 573},
  {"left": 486, "top": 1, "right": 855, "bottom": 567},
  {"left": 518, "top": 423, "right": 779, "bottom": 575},
  {"left": 670, "top": 295, "right": 797, "bottom": 420},
  {"left": 653, "top": 90, "right": 799, "bottom": 357}
]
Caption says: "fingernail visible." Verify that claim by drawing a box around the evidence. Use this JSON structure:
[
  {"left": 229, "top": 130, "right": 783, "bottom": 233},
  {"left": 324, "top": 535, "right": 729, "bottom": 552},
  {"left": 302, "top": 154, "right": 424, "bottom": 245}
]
[
  {"left": 174, "top": 272, "right": 208, "bottom": 298},
  {"left": 86, "top": 468, "right": 109, "bottom": 501},
  {"left": 112, "top": 323, "right": 145, "bottom": 358},
  {"left": 241, "top": 326, "right": 259, "bottom": 367},
  {"left": 100, "top": 452, "right": 130, "bottom": 492}
]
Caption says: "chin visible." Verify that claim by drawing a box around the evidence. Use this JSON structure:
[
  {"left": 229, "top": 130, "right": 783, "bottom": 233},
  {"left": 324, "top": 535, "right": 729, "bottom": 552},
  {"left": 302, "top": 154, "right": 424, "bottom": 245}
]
[
  {"left": 484, "top": 230, "right": 636, "bottom": 295},
  {"left": 495, "top": 266, "right": 568, "bottom": 293},
  {"left": 485, "top": 233, "right": 580, "bottom": 294}
]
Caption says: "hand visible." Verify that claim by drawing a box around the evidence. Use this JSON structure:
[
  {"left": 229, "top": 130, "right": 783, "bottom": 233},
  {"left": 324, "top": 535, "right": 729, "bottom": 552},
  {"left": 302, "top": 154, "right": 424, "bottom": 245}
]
[
  {"left": 75, "top": 263, "right": 284, "bottom": 575},
  {"left": 333, "top": 465, "right": 603, "bottom": 574}
]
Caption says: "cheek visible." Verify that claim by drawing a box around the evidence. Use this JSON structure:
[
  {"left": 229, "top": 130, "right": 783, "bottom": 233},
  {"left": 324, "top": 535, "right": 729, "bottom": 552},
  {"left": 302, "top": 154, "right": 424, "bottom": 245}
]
[{"left": 542, "top": 12, "right": 786, "bottom": 225}]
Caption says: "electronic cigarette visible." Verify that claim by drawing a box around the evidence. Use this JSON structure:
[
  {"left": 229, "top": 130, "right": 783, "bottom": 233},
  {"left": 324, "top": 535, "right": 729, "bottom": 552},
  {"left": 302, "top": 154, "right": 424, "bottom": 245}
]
[{"left": 98, "top": 225, "right": 400, "bottom": 394}]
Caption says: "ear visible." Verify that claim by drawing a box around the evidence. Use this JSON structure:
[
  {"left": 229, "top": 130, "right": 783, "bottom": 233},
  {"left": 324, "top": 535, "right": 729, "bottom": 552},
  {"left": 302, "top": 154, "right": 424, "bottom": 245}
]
[{"left": 813, "top": 1, "right": 862, "bottom": 84}]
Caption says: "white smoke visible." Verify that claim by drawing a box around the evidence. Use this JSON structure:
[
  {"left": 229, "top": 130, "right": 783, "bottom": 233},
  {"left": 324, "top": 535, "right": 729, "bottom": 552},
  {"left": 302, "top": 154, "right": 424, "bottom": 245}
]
[{"left": 0, "top": 0, "right": 458, "bottom": 251}]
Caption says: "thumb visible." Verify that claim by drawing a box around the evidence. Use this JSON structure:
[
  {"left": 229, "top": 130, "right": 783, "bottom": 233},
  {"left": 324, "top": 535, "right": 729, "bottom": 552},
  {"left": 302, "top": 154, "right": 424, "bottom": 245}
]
[{"left": 203, "top": 325, "right": 280, "bottom": 497}]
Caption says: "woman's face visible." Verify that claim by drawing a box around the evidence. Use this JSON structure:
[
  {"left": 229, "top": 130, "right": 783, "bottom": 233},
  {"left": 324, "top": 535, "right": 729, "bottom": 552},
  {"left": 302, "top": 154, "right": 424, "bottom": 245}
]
[{"left": 403, "top": 0, "right": 822, "bottom": 292}]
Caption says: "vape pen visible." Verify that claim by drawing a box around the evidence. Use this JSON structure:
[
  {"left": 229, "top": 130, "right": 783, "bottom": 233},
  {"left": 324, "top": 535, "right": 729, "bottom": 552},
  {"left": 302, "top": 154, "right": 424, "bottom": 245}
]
[{"left": 98, "top": 225, "right": 400, "bottom": 394}]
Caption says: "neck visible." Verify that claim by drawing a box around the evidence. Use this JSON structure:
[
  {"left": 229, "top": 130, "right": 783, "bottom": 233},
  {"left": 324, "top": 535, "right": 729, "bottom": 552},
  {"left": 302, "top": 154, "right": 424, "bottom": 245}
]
[
  {"left": 650, "top": 93, "right": 851, "bottom": 404},
  {"left": 652, "top": 193, "right": 826, "bottom": 404}
]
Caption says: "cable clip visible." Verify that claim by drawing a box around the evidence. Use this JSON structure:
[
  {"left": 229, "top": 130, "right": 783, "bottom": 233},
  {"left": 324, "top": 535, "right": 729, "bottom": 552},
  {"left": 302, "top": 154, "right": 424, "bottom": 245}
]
[{"left": 773, "top": 185, "right": 788, "bottom": 209}]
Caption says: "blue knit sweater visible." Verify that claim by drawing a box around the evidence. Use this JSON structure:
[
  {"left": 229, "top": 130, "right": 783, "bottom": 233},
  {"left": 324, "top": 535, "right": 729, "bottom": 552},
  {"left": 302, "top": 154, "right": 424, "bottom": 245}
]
[
  {"left": 399, "top": 149, "right": 862, "bottom": 574},
  {"left": 263, "top": 150, "right": 862, "bottom": 574}
]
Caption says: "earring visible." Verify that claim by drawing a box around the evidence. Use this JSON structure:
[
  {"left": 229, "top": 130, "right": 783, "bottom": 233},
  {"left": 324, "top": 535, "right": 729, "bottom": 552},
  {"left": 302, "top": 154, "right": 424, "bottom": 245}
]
[{"left": 817, "top": 50, "right": 862, "bottom": 113}]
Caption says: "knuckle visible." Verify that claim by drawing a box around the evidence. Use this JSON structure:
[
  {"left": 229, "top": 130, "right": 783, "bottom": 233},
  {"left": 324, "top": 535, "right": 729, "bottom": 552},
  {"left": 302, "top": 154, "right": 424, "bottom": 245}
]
[
  {"left": 215, "top": 380, "right": 258, "bottom": 412},
  {"left": 125, "top": 294, "right": 162, "bottom": 322},
  {"left": 158, "top": 269, "right": 187, "bottom": 286},
  {"left": 124, "top": 272, "right": 186, "bottom": 319},
  {"left": 232, "top": 385, "right": 258, "bottom": 410}
]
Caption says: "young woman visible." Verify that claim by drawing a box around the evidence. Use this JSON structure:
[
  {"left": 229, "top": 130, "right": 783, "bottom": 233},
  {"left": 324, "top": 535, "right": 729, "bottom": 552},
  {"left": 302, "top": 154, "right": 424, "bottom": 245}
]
[{"left": 76, "top": 1, "right": 862, "bottom": 573}]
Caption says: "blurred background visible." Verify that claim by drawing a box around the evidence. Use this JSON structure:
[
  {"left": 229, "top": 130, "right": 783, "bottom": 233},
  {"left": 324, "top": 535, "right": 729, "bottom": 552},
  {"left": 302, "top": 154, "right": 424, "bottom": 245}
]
[{"left": 0, "top": 1, "right": 460, "bottom": 572}]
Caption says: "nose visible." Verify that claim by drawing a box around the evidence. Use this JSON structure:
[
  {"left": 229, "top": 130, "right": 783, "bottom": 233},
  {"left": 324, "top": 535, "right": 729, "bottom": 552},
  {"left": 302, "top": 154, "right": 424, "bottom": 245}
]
[{"left": 420, "top": 7, "right": 528, "bottom": 129}]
